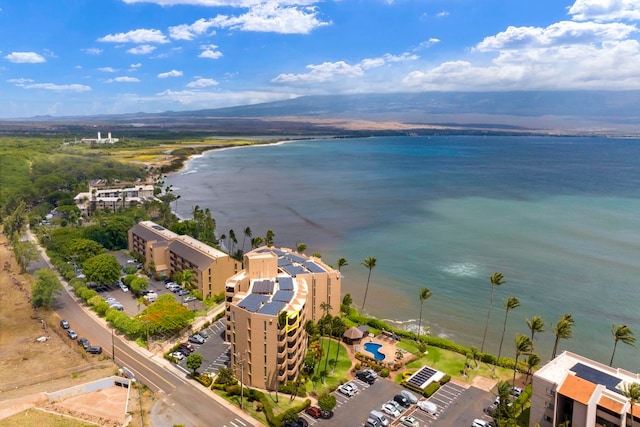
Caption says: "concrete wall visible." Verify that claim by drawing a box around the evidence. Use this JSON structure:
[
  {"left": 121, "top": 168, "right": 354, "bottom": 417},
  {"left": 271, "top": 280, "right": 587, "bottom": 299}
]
[{"left": 45, "top": 376, "right": 131, "bottom": 402}]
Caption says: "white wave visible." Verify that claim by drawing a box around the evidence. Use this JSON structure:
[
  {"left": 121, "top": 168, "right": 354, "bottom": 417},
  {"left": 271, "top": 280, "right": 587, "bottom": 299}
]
[
  {"left": 181, "top": 169, "right": 198, "bottom": 176},
  {"left": 441, "top": 262, "right": 480, "bottom": 278}
]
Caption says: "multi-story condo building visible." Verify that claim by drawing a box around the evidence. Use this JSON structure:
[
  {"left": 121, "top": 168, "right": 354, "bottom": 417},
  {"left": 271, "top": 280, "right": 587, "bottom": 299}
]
[
  {"left": 225, "top": 247, "right": 341, "bottom": 390},
  {"left": 74, "top": 184, "right": 157, "bottom": 216},
  {"left": 128, "top": 221, "right": 240, "bottom": 299},
  {"left": 531, "top": 351, "right": 640, "bottom": 427}
]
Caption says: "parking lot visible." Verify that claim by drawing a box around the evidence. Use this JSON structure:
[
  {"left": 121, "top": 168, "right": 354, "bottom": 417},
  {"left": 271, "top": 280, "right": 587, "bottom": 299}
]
[{"left": 172, "top": 318, "right": 231, "bottom": 375}]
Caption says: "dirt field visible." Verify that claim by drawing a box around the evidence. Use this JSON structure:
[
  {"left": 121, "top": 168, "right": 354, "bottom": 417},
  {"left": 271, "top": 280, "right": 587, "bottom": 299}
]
[{"left": 0, "top": 230, "right": 155, "bottom": 425}]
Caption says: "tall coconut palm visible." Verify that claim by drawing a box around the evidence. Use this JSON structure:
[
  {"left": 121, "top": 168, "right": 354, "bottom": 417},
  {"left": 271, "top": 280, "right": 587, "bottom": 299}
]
[
  {"left": 320, "top": 302, "right": 332, "bottom": 318},
  {"left": 610, "top": 324, "right": 637, "bottom": 367},
  {"left": 621, "top": 382, "right": 640, "bottom": 427},
  {"left": 296, "top": 242, "right": 307, "bottom": 253},
  {"left": 526, "top": 315, "right": 545, "bottom": 346},
  {"left": 481, "top": 272, "right": 506, "bottom": 353},
  {"left": 497, "top": 296, "right": 520, "bottom": 362},
  {"left": 337, "top": 258, "right": 348, "bottom": 272},
  {"left": 513, "top": 334, "right": 533, "bottom": 388},
  {"left": 551, "top": 313, "right": 574, "bottom": 359},
  {"left": 331, "top": 316, "right": 346, "bottom": 373},
  {"left": 417, "top": 287, "right": 432, "bottom": 343},
  {"left": 175, "top": 269, "right": 197, "bottom": 291},
  {"left": 265, "top": 230, "right": 275, "bottom": 247},
  {"left": 242, "top": 226, "right": 252, "bottom": 254},
  {"left": 361, "top": 257, "right": 377, "bottom": 311},
  {"left": 525, "top": 353, "right": 541, "bottom": 385}
]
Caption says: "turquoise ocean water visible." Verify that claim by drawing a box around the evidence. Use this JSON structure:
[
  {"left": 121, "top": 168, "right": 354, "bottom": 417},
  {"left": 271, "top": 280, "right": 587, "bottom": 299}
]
[{"left": 165, "top": 135, "right": 640, "bottom": 372}]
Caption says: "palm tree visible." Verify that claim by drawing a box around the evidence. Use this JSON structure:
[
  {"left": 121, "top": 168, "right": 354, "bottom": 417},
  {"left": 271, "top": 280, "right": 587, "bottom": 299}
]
[
  {"left": 337, "top": 258, "right": 348, "bottom": 272},
  {"left": 265, "top": 230, "right": 275, "bottom": 247},
  {"left": 526, "top": 315, "right": 545, "bottom": 346},
  {"left": 481, "top": 272, "right": 506, "bottom": 353},
  {"left": 320, "top": 302, "right": 332, "bottom": 318},
  {"left": 417, "top": 287, "right": 432, "bottom": 343},
  {"left": 331, "top": 316, "right": 346, "bottom": 373},
  {"left": 175, "top": 269, "right": 197, "bottom": 291},
  {"left": 242, "top": 226, "right": 252, "bottom": 254},
  {"left": 513, "top": 334, "right": 533, "bottom": 388},
  {"left": 361, "top": 257, "right": 377, "bottom": 311},
  {"left": 525, "top": 353, "right": 541, "bottom": 385},
  {"left": 497, "top": 296, "right": 520, "bottom": 362},
  {"left": 296, "top": 242, "right": 307, "bottom": 253},
  {"left": 551, "top": 313, "right": 575, "bottom": 359},
  {"left": 228, "top": 229, "right": 237, "bottom": 255},
  {"left": 621, "top": 382, "right": 640, "bottom": 427},
  {"left": 610, "top": 324, "right": 636, "bottom": 367}
]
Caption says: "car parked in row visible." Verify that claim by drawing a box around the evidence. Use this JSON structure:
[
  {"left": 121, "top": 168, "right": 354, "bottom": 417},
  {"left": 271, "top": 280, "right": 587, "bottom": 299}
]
[
  {"left": 60, "top": 319, "right": 70, "bottom": 329},
  {"left": 170, "top": 351, "right": 185, "bottom": 361},
  {"left": 188, "top": 334, "right": 205, "bottom": 344},
  {"left": 338, "top": 382, "right": 357, "bottom": 397},
  {"left": 283, "top": 417, "right": 308, "bottom": 427},
  {"left": 400, "top": 390, "right": 419, "bottom": 404},
  {"left": 67, "top": 329, "right": 78, "bottom": 340},
  {"left": 417, "top": 400, "right": 438, "bottom": 415},
  {"left": 77, "top": 337, "right": 91, "bottom": 350},
  {"left": 394, "top": 394, "right": 411, "bottom": 408},
  {"left": 356, "top": 370, "right": 376, "bottom": 384},
  {"left": 472, "top": 419, "right": 495, "bottom": 427},
  {"left": 87, "top": 345, "right": 103, "bottom": 354},
  {"left": 381, "top": 402, "right": 401, "bottom": 418},
  {"left": 399, "top": 415, "right": 420, "bottom": 427},
  {"left": 304, "top": 405, "right": 333, "bottom": 419}
]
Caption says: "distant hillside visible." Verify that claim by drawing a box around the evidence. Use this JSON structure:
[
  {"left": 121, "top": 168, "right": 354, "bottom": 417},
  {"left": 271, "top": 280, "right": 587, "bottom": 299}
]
[{"left": 5, "top": 91, "right": 640, "bottom": 136}]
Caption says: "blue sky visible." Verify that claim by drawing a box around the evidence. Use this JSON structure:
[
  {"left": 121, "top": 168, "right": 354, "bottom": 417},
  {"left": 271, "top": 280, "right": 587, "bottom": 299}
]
[{"left": 0, "top": 0, "right": 638, "bottom": 118}]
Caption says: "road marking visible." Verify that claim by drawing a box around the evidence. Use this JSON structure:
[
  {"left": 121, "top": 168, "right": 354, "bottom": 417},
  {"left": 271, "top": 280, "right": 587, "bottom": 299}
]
[
  {"left": 234, "top": 419, "right": 247, "bottom": 426},
  {"left": 115, "top": 345, "right": 184, "bottom": 390}
]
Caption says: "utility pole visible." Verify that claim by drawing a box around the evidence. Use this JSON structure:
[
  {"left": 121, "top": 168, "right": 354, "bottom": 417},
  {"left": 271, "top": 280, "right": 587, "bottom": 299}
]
[
  {"left": 111, "top": 328, "right": 115, "bottom": 362},
  {"left": 235, "top": 352, "right": 246, "bottom": 410}
]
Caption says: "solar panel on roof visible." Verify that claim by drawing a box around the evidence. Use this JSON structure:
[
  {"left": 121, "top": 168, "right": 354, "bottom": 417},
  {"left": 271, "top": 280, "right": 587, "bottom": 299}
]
[
  {"left": 571, "top": 363, "right": 622, "bottom": 394},
  {"left": 238, "top": 294, "right": 270, "bottom": 312},
  {"left": 286, "top": 253, "right": 306, "bottom": 263},
  {"left": 258, "top": 301, "right": 287, "bottom": 316},
  {"left": 282, "top": 264, "right": 306, "bottom": 277},
  {"left": 278, "top": 277, "right": 294, "bottom": 290},
  {"left": 253, "top": 280, "right": 275, "bottom": 294},
  {"left": 407, "top": 366, "right": 438, "bottom": 389},
  {"left": 278, "top": 258, "right": 292, "bottom": 267},
  {"left": 273, "top": 290, "right": 294, "bottom": 303},
  {"left": 152, "top": 225, "right": 164, "bottom": 230},
  {"left": 303, "top": 261, "right": 326, "bottom": 273}
]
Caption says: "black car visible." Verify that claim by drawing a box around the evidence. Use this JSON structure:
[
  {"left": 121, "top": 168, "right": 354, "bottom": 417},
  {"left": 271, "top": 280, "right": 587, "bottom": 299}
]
[
  {"left": 393, "top": 394, "right": 411, "bottom": 407},
  {"left": 283, "top": 417, "right": 308, "bottom": 427},
  {"left": 60, "top": 319, "right": 70, "bottom": 329},
  {"left": 356, "top": 370, "right": 375, "bottom": 384},
  {"left": 87, "top": 346, "right": 103, "bottom": 354},
  {"left": 77, "top": 337, "right": 91, "bottom": 350}
]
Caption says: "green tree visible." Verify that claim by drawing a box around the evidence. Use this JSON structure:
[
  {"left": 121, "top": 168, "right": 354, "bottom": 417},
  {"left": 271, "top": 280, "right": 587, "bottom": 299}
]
[
  {"left": 129, "top": 276, "right": 149, "bottom": 295},
  {"left": 610, "top": 324, "right": 636, "bottom": 367},
  {"left": 513, "top": 334, "right": 533, "bottom": 388},
  {"left": 361, "top": 257, "right": 377, "bottom": 311},
  {"left": 186, "top": 353, "right": 203, "bottom": 377},
  {"left": 497, "top": 296, "right": 520, "bottom": 362},
  {"left": 32, "top": 268, "right": 63, "bottom": 308},
  {"left": 481, "top": 272, "right": 506, "bottom": 354},
  {"left": 551, "top": 313, "right": 575, "bottom": 359},
  {"left": 82, "top": 253, "right": 121, "bottom": 284},
  {"left": 64, "top": 238, "right": 105, "bottom": 263},
  {"left": 174, "top": 269, "right": 197, "bottom": 291},
  {"left": 251, "top": 236, "right": 264, "bottom": 249},
  {"left": 242, "top": 226, "right": 252, "bottom": 254},
  {"left": 12, "top": 239, "right": 39, "bottom": 273},
  {"left": 138, "top": 294, "right": 195, "bottom": 337},
  {"left": 526, "top": 315, "right": 545, "bottom": 346},
  {"left": 525, "top": 353, "right": 541, "bottom": 384},
  {"left": 228, "top": 229, "right": 237, "bottom": 255},
  {"left": 317, "top": 392, "right": 337, "bottom": 412},
  {"left": 495, "top": 381, "right": 516, "bottom": 425},
  {"left": 296, "top": 242, "right": 307, "bottom": 253},
  {"left": 265, "top": 230, "right": 275, "bottom": 247},
  {"left": 336, "top": 257, "right": 348, "bottom": 272},
  {"left": 340, "top": 293, "right": 353, "bottom": 315},
  {"left": 621, "top": 382, "right": 640, "bottom": 427},
  {"left": 214, "top": 367, "right": 236, "bottom": 385},
  {"left": 320, "top": 301, "right": 332, "bottom": 318},
  {"left": 331, "top": 316, "right": 346, "bottom": 373},
  {"left": 417, "top": 287, "right": 432, "bottom": 343}
]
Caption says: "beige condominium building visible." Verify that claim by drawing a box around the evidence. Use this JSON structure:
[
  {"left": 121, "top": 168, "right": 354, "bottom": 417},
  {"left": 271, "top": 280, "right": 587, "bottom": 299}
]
[
  {"left": 75, "top": 184, "right": 157, "bottom": 216},
  {"left": 531, "top": 351, "right": 640, "bottom": 427},
  {"left": 128, "top": 220, "right": 240, "bottom": 299},
  {"left": 225, "top": 246, "right": 341, "bottom": 390}
]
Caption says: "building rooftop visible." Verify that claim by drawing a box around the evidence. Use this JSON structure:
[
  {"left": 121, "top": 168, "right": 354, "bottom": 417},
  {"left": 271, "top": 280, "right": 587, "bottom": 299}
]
[{"left": 557, "top": 374, "right": 597, "bottom": 405}]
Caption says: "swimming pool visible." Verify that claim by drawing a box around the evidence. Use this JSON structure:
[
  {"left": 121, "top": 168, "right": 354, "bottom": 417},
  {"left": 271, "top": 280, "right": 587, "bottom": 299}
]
[{"left": 364, "top": 342, "right": 386, "bottom": 361}]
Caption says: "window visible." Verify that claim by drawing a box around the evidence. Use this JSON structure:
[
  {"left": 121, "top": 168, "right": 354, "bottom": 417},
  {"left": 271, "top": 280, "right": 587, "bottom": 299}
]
[
  {"left": 545, "top": 401, "right": 554, "bottom": 410},
  {"left": 544, "top": 415, "right": 552, "bottom": 422}
]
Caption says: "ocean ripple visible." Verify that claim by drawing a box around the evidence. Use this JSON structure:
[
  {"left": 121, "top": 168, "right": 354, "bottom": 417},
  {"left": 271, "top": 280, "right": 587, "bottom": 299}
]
[{"left": 441, "top": 262, "right": 480, "bottom": 278}]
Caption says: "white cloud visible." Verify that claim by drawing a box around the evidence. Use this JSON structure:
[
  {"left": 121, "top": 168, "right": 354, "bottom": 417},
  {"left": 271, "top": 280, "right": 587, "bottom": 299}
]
[
  {"left": 186, "top": 78, "right": 219, "bottom": 88},
  {"left": 130, "top": 63, "right": 142, "bottom": 68},
  {"left": 98, "top": 67, "right": 117, "bottom": 72},
  {"left": 475, "top": 21, "right": 637, "bottom": 51},
  {"left": 273, "top": 52, "right": 418, "bottom": 83},
  {"left": 157, "top": 69, "right": 183, "bottom": 78},
  {"left": 152, "top": 88, "right": 297, "bottom": 106},
  {"left": 169, "top": 18, "right": 217, "bottom": 40},
  {"left": 83, "top": 48, "right": 103, "bottom": 55},
  {"left": 210, "top": 3, "right": 330, "bottom": 34},
  {"left": 12, "top": 81, "right": 91, "bottom": 92},
  {"left": 127, "top": 45, "right": 157, "bottom": 55},
  {"left": 569, "top": 0, "right": 640, "bottom": 22},
  {"left": 107, "top": 76, "right": 141, "bottom": 83},
  {"left": 199, "top": 44, "right": 223, "bottom": 59},
  {"left": 417, "top": 38, "right": 440, "bottom": 50},
  {"left": 122, "top": 0, "right": 319, "bottom": 6},
  {"left": 4, "top": 52, "right": 46, "bottom": 63},
  {"left": 98, "top": 28, "right": 169, "bottom": 44},
  {"left": 436, "top": 11, "right": 449, "bottom": 18}
]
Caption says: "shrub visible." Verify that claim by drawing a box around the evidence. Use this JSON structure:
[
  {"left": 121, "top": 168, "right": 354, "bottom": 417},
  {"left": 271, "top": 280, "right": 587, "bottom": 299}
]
[
  {"left": 195, "top": 373, "right": 213, "bottom": 387},
  {"left": 380, "top": 368, "right": 390, "bottom": 378},
  {"left": 423, "top": 382, "right": 440, "bottom": 397},
  {"left": 439, "top": 375, "right": 451, "bottom": 385}
]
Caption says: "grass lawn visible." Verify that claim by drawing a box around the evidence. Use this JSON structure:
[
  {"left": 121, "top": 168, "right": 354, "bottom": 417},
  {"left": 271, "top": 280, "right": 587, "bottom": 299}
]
[
  {"left": 213, "top": 387, "right": 307, "bottom": 426},
  {"left": 305, "top": 337, "right": 353, "bottom": 395},
  {"left": 0, "top": 409, "right": 95, "bottom": 427},
  {"left": 401, "top": 342, "right": 515, "bottom": 386}
]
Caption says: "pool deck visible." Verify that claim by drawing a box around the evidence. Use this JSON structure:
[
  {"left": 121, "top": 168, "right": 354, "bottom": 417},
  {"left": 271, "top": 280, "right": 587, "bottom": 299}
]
[{"left": 348, "top": 334, "right": 412, "bottom": 367}]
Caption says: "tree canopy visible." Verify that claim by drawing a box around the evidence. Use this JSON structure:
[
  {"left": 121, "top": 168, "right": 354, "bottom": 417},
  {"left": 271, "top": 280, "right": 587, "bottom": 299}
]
[
  {"left": 137, "top": 294, "right": 194, "bottom": 337},
  {"left": 31, "top": 268, "right": 63, "bottom": 308},
  {"left": 82, "top": 253, "right": 121, "bottom": 285}
]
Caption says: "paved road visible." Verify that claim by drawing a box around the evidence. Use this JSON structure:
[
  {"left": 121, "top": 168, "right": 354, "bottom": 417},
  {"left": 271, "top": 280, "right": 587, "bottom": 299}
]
[{"left": 25, "top": 230, "right": 258, "bottom": 427}]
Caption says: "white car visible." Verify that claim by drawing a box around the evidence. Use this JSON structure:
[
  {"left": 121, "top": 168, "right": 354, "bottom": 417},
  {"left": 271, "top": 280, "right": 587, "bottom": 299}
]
[
  {"left": 381, "top": 402, "right": 401, "bottom": 418},
  {"left": 399, "top": 416, "right": 420, "bottom": 427},
  {"left": 170, "top": 351, "right": 184, "bottom": 361},
  {"left": 119, "top": 283, "right": 129, "bottom": 292},
  {"left": 400, "top": 390, "right": 419, "bottom": 404},
  {"left": 338, "top": 383, "right": 357, "bottom": 397},
  {"left": 184, "top": 296, "right": 197, "bottom": 303},
  {"left": 472, "top": 419, "right": 493, "bottom": 427},
  {"left": 417, "top": 400, "right": 438, "bottom": 415}
]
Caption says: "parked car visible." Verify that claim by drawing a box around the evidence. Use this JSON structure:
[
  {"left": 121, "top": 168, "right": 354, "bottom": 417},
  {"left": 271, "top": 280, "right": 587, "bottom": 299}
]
[
  {"left": 184, "top": 296, "right": 197, "bottom": 303},
  {"left": 77, "top": 337, "right": 91, "bottom": 350},
  {"left": 511, "top": 386, "right": 523, "bottom": 397},
  {"left": 126, "top": 259, "right": 136, "bottom": 264},
  {"left": 170, "top": 351, "right": 184, "bottom": 361},
  {"left": 356, "top": 370, "right": 376, "bottom": 384},
  {"left": 417, "top": 400, "right": 438, "bottom": 415},
  {"left": 188, "top": 334, "right": 205, "bottom": 344},
  {"left": 400, "top": 390, "right": 419, "bottom": 404},
  {"left": 381, "top": 402, "right": 401, "bottom": 418},
  {"left": 472, "top": 419, "right": 494, "bottom": 427},
  {"left": 399, "top": 415, "right": 420, "bottom": 427},
  {"left": 106, "top": 297, "right": 118, "bottom": 303},
  {"left": 119, "top": 283, "right": 129, "bottom": 292},
  {"left": 178, "top": 289, "right": 190, "bottom": 296},
  {"left": 394, "top": 394, "right": 411, "bottom": 408},
  {"left": 365, "top": 419, "right": 380, "bottom": 427},
  {"left": 304, "top": 405, "right": 332, "bottom": 419},
  {"left": 338, "top": 383, "right": 357, "bottom": 397},
  {"left": 165, "top": 281, "right": 175, "bottom": 288},
  {"left": 178, "top": 343, "right": 195, "bottom": 354},
  {"left": 387, "top": 400, "right": 404, "bottom": 413},
  {"left": 87, "top": 346, "right": 103, "bottom": 354},
  {"left": 283, "top": 417, "right": 308, "bottom": 427},
  {"left": 109, "top": 303, "right": 124, "bottom": 311},
  {"left": 66, "top": 329, "right": 78, "bottom": 340},
  {"left": 363, "top": 368, "right": 378, "bottom": 378},
  {"left": 60, "top": 319, "right": 70, "bottom": 329},
  {"left": 197, "top": 330, "right": 209, "bottom": 339}
]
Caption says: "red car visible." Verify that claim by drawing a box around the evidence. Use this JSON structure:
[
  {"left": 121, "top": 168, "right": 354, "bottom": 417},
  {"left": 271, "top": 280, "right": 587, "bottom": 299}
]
[{"left": 305, "top": 406, "right": 333, "bottom": 419}]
